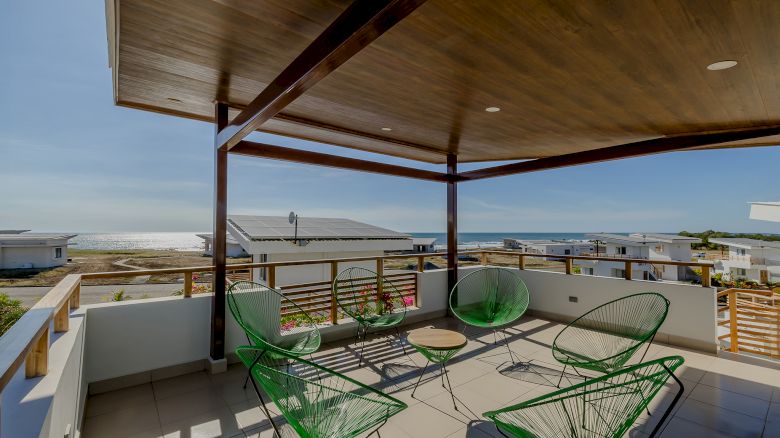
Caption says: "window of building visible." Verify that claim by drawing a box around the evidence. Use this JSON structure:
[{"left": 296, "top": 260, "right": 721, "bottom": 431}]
[
  {"left": 734, "top": 268, "right": 747, "bottom": 277},
  {"left": 564, "top": 249, "right": 571, "bottom": 255},
  {"left": 615, "top": 246, "right": 627, "bottom": 255},
  {"left": 54, "top": 247, "right": 63, "bottom": 259},
  {"left": 259, "top": 254, "right": 268, "bottom": 281},
  {"left": 736, "top": 248, "right": 746, "bottom": 256},
  {"left": 612, "top": 268, "right": 626, "bottom": 278}
]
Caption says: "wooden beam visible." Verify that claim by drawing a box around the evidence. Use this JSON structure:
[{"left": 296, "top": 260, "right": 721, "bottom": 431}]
[
  {"left": 446, "top": 153, "right": 458, "bottom": 293},
  {"left": 231, "top": 140, "right": 449, "bottom": 182},
  {"left": 457, "top": 125, "right": 780, "bottom": 181},
  {"left": 210, "top": 102, "right": 228, "bottom": 361},
  {"left": 216, "top": 0, "right": 429, "bottom": 150}
]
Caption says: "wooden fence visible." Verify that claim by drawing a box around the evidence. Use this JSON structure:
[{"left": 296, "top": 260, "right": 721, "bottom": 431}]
[{"left": 717, "top": 288, "right": 780, "bottom": 359}]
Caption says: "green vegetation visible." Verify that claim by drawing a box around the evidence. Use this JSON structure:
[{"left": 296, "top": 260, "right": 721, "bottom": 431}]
[
  {"left": 0, "top": 293, "right": 28, "bottom": 336},
  {"left": 679, "top": 230, "right": 780, "bottom": 250}
]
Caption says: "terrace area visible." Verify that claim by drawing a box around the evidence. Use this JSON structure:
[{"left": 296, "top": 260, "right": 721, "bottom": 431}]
[
  {"left": 80, "top": 313, "right": 780, "bottom": 438},
  {"left": 3, "top": 0, "right": 780, "bottom": 437}
]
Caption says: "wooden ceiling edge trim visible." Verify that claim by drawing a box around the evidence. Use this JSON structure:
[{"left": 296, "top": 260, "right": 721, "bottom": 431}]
[
  {"left": 115, "top": 100, "right": 447, "bottom": 164},
  {"left": 217, "top": 0, "right": 429, "bottom": 151},
  {"left": 457, "top": 125, "right": 780, "bottom": 181},
  {"left": 230, "top": 140, "right": 449, "bottom": 183}
]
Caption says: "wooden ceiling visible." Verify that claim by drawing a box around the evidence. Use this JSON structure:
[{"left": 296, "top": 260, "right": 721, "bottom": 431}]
[{"left": 107, "top": 0, "right": 780, "bottom": 164}]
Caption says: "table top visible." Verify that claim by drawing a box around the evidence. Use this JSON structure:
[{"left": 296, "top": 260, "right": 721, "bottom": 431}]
[{"left": 407, "top": 328, "right": 467, "bottom": 350}]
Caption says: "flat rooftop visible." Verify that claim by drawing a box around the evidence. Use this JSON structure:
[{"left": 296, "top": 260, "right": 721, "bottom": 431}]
[
  {"left": 228, "top": 215, "right": 410, "bottom": 241},
  {"left": 0, "top": 233, "right": 77, "bottom": 242},
  {"left": 709, "top": 238, "right": 780, "bottom": 250},
  {"left": 630, "top": 233, "right": 703, "bottom": 244},
  {"left": 586, "top": 233, "right": 661, "bottom": 245}
]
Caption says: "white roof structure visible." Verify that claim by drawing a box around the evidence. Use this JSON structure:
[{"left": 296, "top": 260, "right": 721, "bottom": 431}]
[
  {"left": 586, "top": 233, "right": 661, "bottom": 245},
  {"left": 708, "top": 237, "right": 780, "bottom": 250},
  {"left": 229, "top": 215, "right": 410, "bottom": 241},
  {"left": 508, "top": 239, "right": 590, "bottom": 247},
  {"left": 749, "top": 202, "right": 780, "bottom": 223},
  {"left": 0, "top": 233, "right": 77, "bottom": 242},
  {"left": 0, "top": 230, "right": 30, "bottom": 234},
  {"left": 629, "top": 233, "right": 702, "bottom": 244},
  {"left": 196, "top": 233, "right": 240, "bottom": 245}
]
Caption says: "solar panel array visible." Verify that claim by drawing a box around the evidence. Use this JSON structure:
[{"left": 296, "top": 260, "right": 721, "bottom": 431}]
[{"left": 228, "top": 215, "right": 410, "bottom": 241}]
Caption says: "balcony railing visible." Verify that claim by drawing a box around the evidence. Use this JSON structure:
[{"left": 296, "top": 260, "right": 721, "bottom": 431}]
[
  {"left": 0, "top": 249, "right": 715, "bottom": 394},
  {"left": 717, "top": 288, "right": 780, "bottom": 359}
]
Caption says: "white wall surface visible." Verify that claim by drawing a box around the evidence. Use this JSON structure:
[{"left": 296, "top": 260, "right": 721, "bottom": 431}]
[
  {"left": 507, "top": 267, "right": 718, "bottom": 352},
  {"left": 0, "top": 245, "right": 67, "bottom": 269},
  {"left": 1, "top": 314, "right": 87, "bottom": 438},
  {"left": 253, "top": 251, "right": 384, "bottom": 287}
]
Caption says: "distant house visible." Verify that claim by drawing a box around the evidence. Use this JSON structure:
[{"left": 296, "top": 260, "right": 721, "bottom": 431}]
[
  {"left": 0, "top": 233, "right": 77, "bottom": 269},
  {"left": 503, "top": 238, "right": 593, "bottom": 256},
  {"left": 574, "top": 233, "right": 700, "bottom": 282},
  {"left": 196, "top": 233, "right": 248, "bottom": 258},
  {"left": 708, "top": 238, "right": 780, "bottom": 284},
  {"left": 228, "top": 215, "right": 412, "bottom": 286},
  {"left": 411, "top": 237, "right": 436, "bottom": 253}
]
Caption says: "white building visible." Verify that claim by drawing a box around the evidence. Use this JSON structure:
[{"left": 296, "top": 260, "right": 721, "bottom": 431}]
[
  {"left": 411, "top": 237, "right": 436, "bottom": 253},
  {"left": 575, "top": 233, "right": 700, "bottom": 281},
  {"left": 503, "top": 238, "right": 594, "bottom": 256},
  {"left": 708, "top": 238, "right": 780, "bottom": 284},
  {"left": 196, "top": 233, "right": 249, "bottom": 258},
  {"left": 575, "top": 233, "right": 658, "bottom": 280},
  {"left": 0, "top": 233, "right": 77, "bottom": 269},
  {"left": 228, "top": 215, "right": 412, "bottom": 286},
  {"left": 629, "top": 233, "right": 702, "bottom": 281}
]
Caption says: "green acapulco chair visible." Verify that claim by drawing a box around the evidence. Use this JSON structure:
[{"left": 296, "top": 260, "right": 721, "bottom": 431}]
[
  {"left": 333, "top": 267, "right": 410, "bottom": 366},
  {"left": 227, "top": 281, "right": 322, "bottom": 388},
  {"left": 449, "top": 267, "right": 530, "bottom": 363},
  {"left": 236, "top": 346, "right": 407, "bottom": 438},
  {"left": 484, "top": 355, "right": 685, "bottom": 438},
  {"left": 551, "top": 292, "right": 669, "bottom": 387}
]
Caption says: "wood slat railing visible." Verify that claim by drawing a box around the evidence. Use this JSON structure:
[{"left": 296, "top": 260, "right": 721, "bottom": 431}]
[
  {"left": 717, "top": 288, "right": 780, "bottom": 359},
  {"left": 0, "top": 248, "right": 716, "bottom": 393}
]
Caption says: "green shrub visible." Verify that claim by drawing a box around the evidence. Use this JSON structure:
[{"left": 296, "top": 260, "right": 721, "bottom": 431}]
[{"left": 0, "top": 293, "right": 28, "bottom": 336}]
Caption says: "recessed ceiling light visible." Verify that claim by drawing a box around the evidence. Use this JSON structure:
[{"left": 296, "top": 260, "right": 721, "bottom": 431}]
[
  {"left": 381, "top": 127, "right": 392, "bottom": 131},
  {"left": 706, "top": 60, "right": 738, "bottom": 71},
  {"left": 485, "top": 107, "right": 501, "bottom": 112}
]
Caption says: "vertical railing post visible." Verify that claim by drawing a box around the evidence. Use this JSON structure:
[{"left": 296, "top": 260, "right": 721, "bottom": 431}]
[
  {"left": 701, "top": 265, "right": 711, "bottom": 287},
  {"left": 624, "top": 261, "right": 632, "bottom": 280},
  {"left": 518, "top": 254, "right": 525, "bottom": 270},
  {"left": 417, "top": 255, "right": 425, "bottom": 273},
  {"left": 54, "top": 303, "right": 69, "bottom": 333},
  {"left": 446, "top": 153, "right": 458, "bottom": 295},
  {"left": 184, "top": 271, "right": 193, "bottom": 298},
  {"left": 376, "top": 258, "right": 384, "bottom": 303},
  {"left": 210, "top": 101, "right": 229, "bottom": 362},
  {"left": 268, "top": 266, "right": 276, "bottom": 289},
  {"left": 480, "top": 251, "right": 488, "bottom": 266},
  {"left": 728, "top": 290, "right": 739, "bottom": 352},
  {"left": 70, "top": 281, "right": 80, "bottom": 309},
  {"left": 565, "top": 258, "right": 573, "bottom": 275},
  {"left": 414, "top": 270, "right": 419, "bottom": 306},
  {"left": 330, "top": 262, "right": 338, "bottom": 325},
  {"left": 25, "top": 328, "right": 49, "bottom": 378}
]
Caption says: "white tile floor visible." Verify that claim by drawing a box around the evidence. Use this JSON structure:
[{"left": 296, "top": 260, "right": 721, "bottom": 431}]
[{"left": 83, "top": 316, "right": 780, "bottom": 437}]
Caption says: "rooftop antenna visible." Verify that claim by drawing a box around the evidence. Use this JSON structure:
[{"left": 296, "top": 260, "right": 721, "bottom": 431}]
[{"left": 288, "top": 211, "right": 298, "bottom": 244}]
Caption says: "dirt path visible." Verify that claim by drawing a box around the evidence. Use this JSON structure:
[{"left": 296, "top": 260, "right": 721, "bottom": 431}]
[{"left": 112, "top": 258, "right": 151, "bottom": 284}]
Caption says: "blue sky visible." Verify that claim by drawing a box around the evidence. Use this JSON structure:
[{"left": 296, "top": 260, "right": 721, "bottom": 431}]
[{"left": 1, "top": 1, "right": 778, "bottom": 234}]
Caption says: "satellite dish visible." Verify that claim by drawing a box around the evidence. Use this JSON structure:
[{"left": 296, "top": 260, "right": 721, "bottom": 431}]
[{"left": 288, "top": 211, "right": 296, "bottom": 224}]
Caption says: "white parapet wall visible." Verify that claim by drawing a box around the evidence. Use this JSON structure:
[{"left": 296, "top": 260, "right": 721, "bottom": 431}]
[{"left": 505, "top": 267, "right": 718, "bottom": 353}]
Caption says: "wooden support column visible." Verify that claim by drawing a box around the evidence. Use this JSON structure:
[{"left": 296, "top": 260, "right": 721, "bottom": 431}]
[
  {"left": 376, "top": 258, "right": 384, "bottom": 301},
  {"left": 728, "top": 290, "right": 739, "bottom": 352},
  {"left": 54, "top": 304, "right": 69, "bottom": 332},
  {"left": 446, "top": 154, "right": 458, "bottom": 294},
  {"left": 210, "top": 102, "right": 228, "bottom": 361},
  {"left": 701, "top": 265, "right": 711, "bottom": 288},
  {"left": 624, "top": 261, "right": 632, "bottom": 281},
  {"left": 330, "top": 262, "right": 339, "bottom": 324},
  {"left": 184, "top": 272, "right": 193, "bottom": 298},
  {"left": 25, "top": 328, "right": 49, "bottom": 378},
  {"left": 70, "top": 283, "right": 80, "bottom": 309},
  {"left": 417, "top": 255, "right": 425, "bottom": 272},
  {"left": 565, "top": 258, "right": 573, "bottom": 275},
  {"left": 518, "top": 254, "right": 526, "bottom": 270},
  {"left": 267, "top": 266, "right": 276, "bottom": 289}
]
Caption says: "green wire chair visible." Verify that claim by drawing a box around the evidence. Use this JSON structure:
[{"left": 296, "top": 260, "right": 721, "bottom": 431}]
[
  {"left": 332, "top": 267, "right": 410, "bottom": 366},
  {"left": 227, "top": 281, "right": 322, "bottom": 387},
  {"left": 236, "top": 346, "right": 407, "bottom": 438},
  {"left": 449, "top": 267, "right": 530, "bottom": 362},
  {"left": 551, "top": 293, "right": 669, "bottom": 386},
  {"left": 484, "top": 355, "right": 685, "bottom": 438}
]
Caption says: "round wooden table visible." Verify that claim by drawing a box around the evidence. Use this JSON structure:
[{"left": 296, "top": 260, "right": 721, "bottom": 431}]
[{"left": 407, "top": 328, "right": 467, "bottom": 410}]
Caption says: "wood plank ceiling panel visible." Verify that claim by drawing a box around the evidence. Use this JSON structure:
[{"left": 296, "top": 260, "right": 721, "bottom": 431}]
[{"left": 111, "top": 0, "right": 780, "bottom": 163}]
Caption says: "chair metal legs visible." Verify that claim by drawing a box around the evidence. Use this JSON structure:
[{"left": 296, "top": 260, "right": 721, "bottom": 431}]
[
  {"left": 648, "top": 364, "right": 685, "bottom": 438},
  {"left": 247, "top": 369, "right": 282, "bottom": 438}
]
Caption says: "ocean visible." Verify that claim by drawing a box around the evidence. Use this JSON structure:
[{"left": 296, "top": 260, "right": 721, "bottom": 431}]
[{"left": 68, "top": 231, "right": 600, "bottom": 252}]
